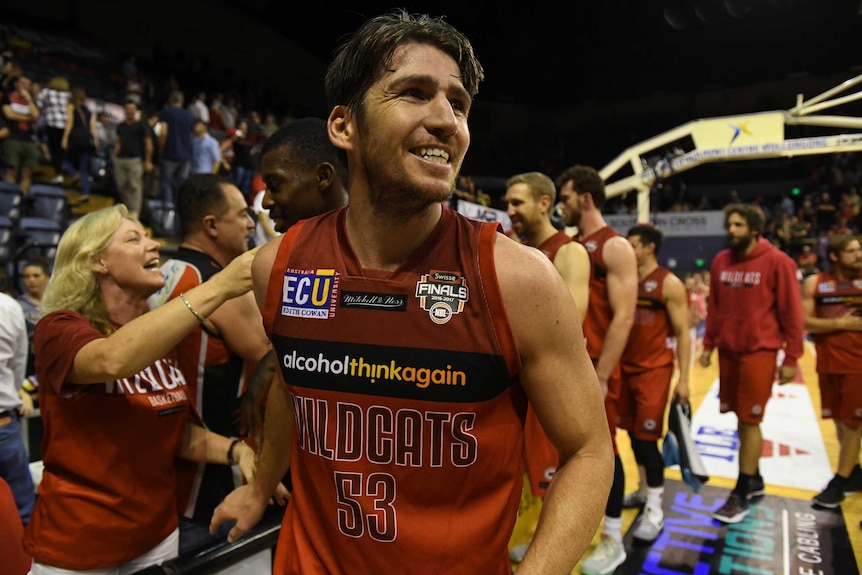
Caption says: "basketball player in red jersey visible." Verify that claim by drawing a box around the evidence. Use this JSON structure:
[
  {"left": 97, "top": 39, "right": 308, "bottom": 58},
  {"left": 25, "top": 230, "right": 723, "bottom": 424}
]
[
  {"left": 211, "top": 9, "right": 613, "bottom": 574},
  {"left": 556, "top": 164, "right": 638, "bottom": 575},
  {"left": 619, "top": 224, "right": 691, "bottom": 543},
  {"left": 802, "top": 233, "right": 862, "bottom": 508},
  {"left": 504, "top": 171, "right": 591, "bottom": 562}
]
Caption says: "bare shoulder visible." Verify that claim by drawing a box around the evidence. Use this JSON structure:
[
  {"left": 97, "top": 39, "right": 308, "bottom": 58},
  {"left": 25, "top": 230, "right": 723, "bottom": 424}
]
[
  {"left": 604, "top": 233, "right": 635, "bottom": 258},
  {"left": 662, "top": 269, "right": 687, "bottom": 297},
  {"left": 558, "top": 237, "right": 588, "bottom": 258},
  {"left": 493, "top": 232, "right": 562, "bottom": 294},
  {"left": 801, "top": 272, "right": 818, "bottom": 295},
  {"left": 251, "top": 236, "right": 283, "bottom": 308},
  {"left": 252, "top": 236, "right": 281, "bottom": 279}
]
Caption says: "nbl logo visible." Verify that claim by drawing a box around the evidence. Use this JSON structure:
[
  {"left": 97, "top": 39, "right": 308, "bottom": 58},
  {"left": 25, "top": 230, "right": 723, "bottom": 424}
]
[{"left": 415, "top": 270, "right": 469, "bottom": 325}]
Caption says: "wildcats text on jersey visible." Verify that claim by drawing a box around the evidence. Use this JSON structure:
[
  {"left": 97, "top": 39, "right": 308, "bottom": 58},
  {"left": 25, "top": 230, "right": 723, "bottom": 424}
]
[
  {"left": 291, "top": 391, "right": 478, "bottom": 468},
  {"left": 282, "top": 268, "right": 339, "bottom": 319}
]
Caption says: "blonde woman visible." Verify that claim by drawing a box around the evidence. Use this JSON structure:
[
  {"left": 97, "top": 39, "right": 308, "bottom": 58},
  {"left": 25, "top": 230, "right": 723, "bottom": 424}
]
[{"left": 23, "top": 205, "right": 261, "bottom": 573}]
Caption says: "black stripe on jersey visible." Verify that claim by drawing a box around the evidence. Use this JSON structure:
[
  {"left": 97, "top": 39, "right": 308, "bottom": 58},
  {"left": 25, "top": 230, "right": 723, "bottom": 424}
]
[{"left": 272, "top": 336, "right": 512, "bottom": 403}]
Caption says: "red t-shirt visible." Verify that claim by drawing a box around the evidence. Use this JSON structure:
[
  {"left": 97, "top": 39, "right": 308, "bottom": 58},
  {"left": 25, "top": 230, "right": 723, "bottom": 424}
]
[{"left": 24, "top": 311, "right": 190, "bottom": 569}]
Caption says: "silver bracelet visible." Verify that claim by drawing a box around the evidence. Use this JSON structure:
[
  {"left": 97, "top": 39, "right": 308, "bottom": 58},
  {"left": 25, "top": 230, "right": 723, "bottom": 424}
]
[{"left": 179, "top": 292, "right": 206, "bottom": 324}]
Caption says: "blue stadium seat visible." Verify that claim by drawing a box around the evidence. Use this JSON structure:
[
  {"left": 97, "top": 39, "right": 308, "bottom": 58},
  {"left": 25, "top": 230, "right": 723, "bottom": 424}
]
[
  {"left": 0, "top": 182, "right": 24, "bottom": 223},
  {"left": 27, "top": 184, "right": 70, "bottom": 225}
]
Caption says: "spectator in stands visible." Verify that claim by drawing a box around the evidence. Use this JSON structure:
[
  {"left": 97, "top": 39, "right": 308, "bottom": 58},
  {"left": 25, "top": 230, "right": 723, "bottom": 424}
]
[
  {"left": 113, "top": 100, "right": 153, "bottom": 220},
  {"left": 16, "top": 258, "right": 51, "bottom": 375},
  {"left": 260, "top": 112, "right": 278, "bottom": 138},
  {"left": 95, "top": 111, "right": 117, "bottom": 158},
  {"left": 61, "top": 88, "right": 97, "bottom": 201},
  {"left": 815, "top": 191, "right": 838, "bottom": 234},
  {"left": 188, "top": 91, "right": 209, "bottom": 125},
  {"left": 35, "top": 75, "right": 70, "bottom": 183},
  {"left": 143, "top": 110, "right": 163, "bottom": 201},
  {"left": 796, "top": 243, "right": 819, "bottom": 279},
  {"left": 228, "top": 119, "right": 256, "bottom": 197},
  {"left": 0, "top": 108, "right": 9, "bottom": 175},
  {"left": 22, "top": 204, "right": 260, "bottom": 572},
  {"left": 1, "top": 75, "right": 41, "bottom": 196},
  {"left": 190, "top": 119, "right": 221, "bottom": 175},
  {"left": 0, "top": 290, "right": 35, "bottom": 526},
  {"left": 0, "top": 60, "right": 23, "bottom": 95},
  {"left": 789, "top": 214, "right": 812, "bottom": 257},
  {"left": 158, "top": 90, "right": 195, "bottom": 209}
]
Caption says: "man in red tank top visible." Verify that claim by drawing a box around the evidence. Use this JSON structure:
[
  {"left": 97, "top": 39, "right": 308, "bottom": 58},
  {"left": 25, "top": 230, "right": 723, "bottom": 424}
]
[
  {"left": 504, "top": 171, "right": 591, "bottom": 562},
  {"left": 556, "top": 165, "right": 638, "bottom": 575},
  {"left": 619, "top": 224, "right": 691, "bottom": 543},
  {"left": 210, "top": 10, "right": 614, "bottom": 575},
  {"left": 802, "top": 233, "right": 862, "bottom": 508}
]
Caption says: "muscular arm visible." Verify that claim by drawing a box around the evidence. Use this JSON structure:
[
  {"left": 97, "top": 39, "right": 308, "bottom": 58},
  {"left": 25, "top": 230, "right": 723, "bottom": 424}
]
[
  {"left": 553, "top": 240, "right": 590, "bottom": 323},
  {"left": 594, "top": 236, "right": 638, "bottom": 391},
  {"left": 68, "top": 248, "right": 257, "bottom": 384},
  {"left": 664, "top": 273, "right": 692, "bottom": 404},
  {"left": 496, "top": 235, "right": 613, "bottom": 574}
]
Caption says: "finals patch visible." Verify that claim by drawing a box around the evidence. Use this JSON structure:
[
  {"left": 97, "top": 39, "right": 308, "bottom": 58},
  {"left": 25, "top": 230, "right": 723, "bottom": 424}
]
[
  {"left": 281, "top": 268, "right": 339, "bottom": 319},
  {"left": 416, "top": 270, "right": 469, "bottom": 325}
]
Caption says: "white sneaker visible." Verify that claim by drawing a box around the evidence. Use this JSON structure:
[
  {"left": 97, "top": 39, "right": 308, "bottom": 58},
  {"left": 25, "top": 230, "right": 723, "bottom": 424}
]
[
  {"left": 509, "top": 541, "right": 530, "bottom": 563},
  {"left": 580, "top": 536, "right": 626, "bottom": 575},
  {"left": 631, "top": 506, "right": 664, "bottom": 542}
]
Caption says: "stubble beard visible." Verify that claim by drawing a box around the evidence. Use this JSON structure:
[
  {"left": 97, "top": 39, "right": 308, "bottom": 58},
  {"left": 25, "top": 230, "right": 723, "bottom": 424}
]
[{"left": 362, "top": 151, "right": 455, "bottom": 220}]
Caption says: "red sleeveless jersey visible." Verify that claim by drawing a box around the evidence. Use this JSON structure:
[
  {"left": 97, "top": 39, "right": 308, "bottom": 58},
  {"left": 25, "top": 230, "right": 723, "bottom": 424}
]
[
  {"left": 812, "top": 270, "right": 862, "bottom": 374},
  {"left": 263, "top": 207, "right": 524, "bottom": 574},
  {"left": 622, "top": 267, "right": 675, "bottom": 372},
  {"left": 537, "top": 229, "right": 572, "bottom": 261},
  {"left": 581, "top": 226, "right": 619, "bottom": 361}
]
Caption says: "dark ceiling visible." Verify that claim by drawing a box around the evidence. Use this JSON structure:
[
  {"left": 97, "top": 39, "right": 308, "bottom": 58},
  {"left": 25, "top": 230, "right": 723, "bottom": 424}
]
[{"left": 252, "top": 0, "right": 861, "bottom": 110}]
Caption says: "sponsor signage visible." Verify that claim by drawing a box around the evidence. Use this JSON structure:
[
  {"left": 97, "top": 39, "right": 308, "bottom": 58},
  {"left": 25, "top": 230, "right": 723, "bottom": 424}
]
[
  {"left": 456, "top": 199, "right": 512, "bottom": 233},
  {"left": 605, "top": 211, "right": 726, "bottom": 237}
]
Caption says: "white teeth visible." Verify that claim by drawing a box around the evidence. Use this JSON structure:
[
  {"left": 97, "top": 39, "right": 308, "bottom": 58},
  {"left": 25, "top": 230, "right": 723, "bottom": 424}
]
[
  {"left": 415, "top": 147, "right": 449, "bottom": 163},
  {"left": 145, "top": 258, "right": 160, "bottom": 269}
]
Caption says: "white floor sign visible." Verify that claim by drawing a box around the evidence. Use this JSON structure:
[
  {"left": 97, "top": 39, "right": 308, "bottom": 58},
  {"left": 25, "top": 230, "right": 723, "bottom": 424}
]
[{"left": 691, "top": 380, "right": 832, "bottom": 492}]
